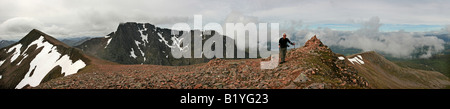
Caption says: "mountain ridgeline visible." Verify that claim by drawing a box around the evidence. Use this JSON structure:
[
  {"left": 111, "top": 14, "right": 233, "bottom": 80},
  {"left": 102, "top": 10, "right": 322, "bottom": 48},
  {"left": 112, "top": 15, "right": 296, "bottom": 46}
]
[
  {"left": 341, "top": 51, "right": 450, "bottom": 89},
  {"left": 33, "top": 35, "right": 450, "bottom": 89},
  {"left": 0, "top": 29, "right": 90, "bottom": 89},
  {"left": 76, "top": 22, "right": 248, "bottom": 66}
]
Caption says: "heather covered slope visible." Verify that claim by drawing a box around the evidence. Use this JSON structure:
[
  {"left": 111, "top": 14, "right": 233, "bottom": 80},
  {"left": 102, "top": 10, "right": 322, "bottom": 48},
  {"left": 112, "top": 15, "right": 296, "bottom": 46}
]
[{"left": 342, "top": 51, "right": 450, "bottom": 89}]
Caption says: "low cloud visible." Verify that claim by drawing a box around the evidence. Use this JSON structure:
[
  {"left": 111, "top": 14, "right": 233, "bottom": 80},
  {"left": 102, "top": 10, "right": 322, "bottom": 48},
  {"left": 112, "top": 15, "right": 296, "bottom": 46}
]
[
  {"left": 0, "top": 17, "right": 44, "bottom": 39},
  {"left": 288, "top": 17, "right": 445, "bottom": 58},
  {"left": 0, "top": 17, "right": 72, "bottom": 40},
  {"left": 443, "top": 25, "right": 450, "bottom": 34},
  {"left": 223, "top": 11, "right": 260, "bottom": 50}
]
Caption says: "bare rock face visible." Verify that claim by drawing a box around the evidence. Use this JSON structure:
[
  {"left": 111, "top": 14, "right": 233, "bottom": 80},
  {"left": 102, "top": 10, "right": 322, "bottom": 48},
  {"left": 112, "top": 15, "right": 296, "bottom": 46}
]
[{"left": 76, "top": 22, "right": 247, "bottom": 66}]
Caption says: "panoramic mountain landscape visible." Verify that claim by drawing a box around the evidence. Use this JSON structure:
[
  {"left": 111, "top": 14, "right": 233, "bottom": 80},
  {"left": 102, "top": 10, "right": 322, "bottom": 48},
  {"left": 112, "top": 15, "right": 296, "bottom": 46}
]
[
  {"left": 1, "top": 0, "right": 449, "bottom": 90},
  {"left": 1, "top": 27, "right": 448, "bottom": 89},
  {"left": 2, "top": 1, "right": 450, "bottom": 108}
]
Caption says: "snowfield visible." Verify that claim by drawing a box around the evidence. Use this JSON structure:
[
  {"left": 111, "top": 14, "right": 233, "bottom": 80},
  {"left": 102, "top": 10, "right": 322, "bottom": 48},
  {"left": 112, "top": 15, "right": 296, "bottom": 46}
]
[{"left": 15, "top": 36, "right": 86, "bottom": 89}]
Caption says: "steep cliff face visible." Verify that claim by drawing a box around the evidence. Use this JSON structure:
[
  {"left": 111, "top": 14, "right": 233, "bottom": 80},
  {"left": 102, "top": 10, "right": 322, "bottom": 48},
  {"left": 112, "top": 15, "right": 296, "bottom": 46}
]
[{"left": 76, "top": 22, "right": 247, "bottom": 66}]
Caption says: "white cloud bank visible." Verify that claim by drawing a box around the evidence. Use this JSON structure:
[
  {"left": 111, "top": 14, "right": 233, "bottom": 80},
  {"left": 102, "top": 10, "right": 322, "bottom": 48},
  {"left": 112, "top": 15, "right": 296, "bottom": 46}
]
[
  {"left": 0, "top": 0, "right": 448, "bottom": 58},
  {"left": 290, "top": 17, "right": 445, "bottom": 58}
]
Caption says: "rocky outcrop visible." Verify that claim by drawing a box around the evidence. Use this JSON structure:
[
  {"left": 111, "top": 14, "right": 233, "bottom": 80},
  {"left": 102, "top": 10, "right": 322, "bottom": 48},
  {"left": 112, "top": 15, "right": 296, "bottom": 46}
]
[
  {"left": 284, "top": 35, "right": 369, "bottom": 89},
  {"left": 302, "top": 35, "right": 330, "bottom": 52}
]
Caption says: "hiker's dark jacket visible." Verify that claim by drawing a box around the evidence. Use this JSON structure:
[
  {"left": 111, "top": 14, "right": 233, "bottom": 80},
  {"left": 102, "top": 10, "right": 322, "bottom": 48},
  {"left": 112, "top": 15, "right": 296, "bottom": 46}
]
[{"left": 279, "top": 38, "right": 294, "bottom": 48}]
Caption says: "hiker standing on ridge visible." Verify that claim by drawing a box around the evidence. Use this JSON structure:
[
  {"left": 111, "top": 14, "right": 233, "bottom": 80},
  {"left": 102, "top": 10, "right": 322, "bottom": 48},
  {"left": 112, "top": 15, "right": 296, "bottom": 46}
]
[{"left": 278, "top": 33, "right": 295, "bottom": 64}]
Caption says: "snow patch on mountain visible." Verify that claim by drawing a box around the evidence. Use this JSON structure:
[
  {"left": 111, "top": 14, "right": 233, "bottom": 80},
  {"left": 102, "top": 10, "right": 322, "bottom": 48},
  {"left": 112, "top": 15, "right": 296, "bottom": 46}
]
[
  {"left": 139, "top": 25, "right": 148, "bottom": 43},
  {"left": 0, "top": 60, "right": 4, "bottom": 66},
  {"left": 157, "top": 32, "right": 189, "bottom": 52},
  {"left": 134, "top": 40, "right": 146, "bottom": 61},
  {"left": 105, "top": 37, "right": 112, "bottom": 48},
  {"left": 171, "top": 37, "right": 189, "bottom": 51},
  {"left": 338, "top": 56, "right": 345, "bottom": 60},
  {"left": 348, "top": 55, "right": 364, "bottom": 65},
  {"left": 134, "top": 40, "right": 141, "bottom": 47},
  {"left": 7, "top": 43, "right": 23, "bottom": 62},
  {"left": 15, "top": 36, "right": 86, "bottom": 89},
  {"left": 130, "top": 48, "right": 137, "bottom": 58}
]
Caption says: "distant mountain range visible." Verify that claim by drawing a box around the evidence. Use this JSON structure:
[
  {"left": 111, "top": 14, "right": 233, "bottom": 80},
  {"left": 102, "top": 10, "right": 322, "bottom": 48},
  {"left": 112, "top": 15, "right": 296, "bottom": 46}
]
[
  {"left": 1, "top": 37, "right": 95, "bottom": 48},
  {"left": 60, "top": 37, "right": 92, "bottom": 47},
  {"left": 0, "top": 40, "right": 16, "bottom": 49}
]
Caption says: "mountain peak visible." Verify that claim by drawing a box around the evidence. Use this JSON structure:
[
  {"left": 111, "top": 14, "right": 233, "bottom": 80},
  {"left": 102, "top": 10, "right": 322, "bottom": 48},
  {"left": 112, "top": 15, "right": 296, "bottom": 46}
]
[
  {"left": 119, "top": 22, "right": 155, "bottom": 27},
  {"left": 19, "top": 29, "right": 69, "bottom": 48},
  {"left": 21, "top": 29, "right": 47, "bottom": 40},
  {"left": 304, "top": 35, "right": 323, "bottom": 47},
  {"left": 301, "top": 35, "right": 330, "bottom": 52},
  {"left": 30, "top": 29, "right": 46, "bottom": 35},
  {"left": 0, "top": 29, "right": 89, "bottom": 89}
]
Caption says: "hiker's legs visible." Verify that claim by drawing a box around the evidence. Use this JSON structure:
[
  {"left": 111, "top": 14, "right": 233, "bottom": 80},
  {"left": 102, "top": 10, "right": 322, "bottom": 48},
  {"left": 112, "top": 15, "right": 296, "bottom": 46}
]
[
  {"left": 280, "top": 47, "right": 287, "bottom": 62},
  {"left": 279, "top": 48, "right": 282, "bottom": 62}
]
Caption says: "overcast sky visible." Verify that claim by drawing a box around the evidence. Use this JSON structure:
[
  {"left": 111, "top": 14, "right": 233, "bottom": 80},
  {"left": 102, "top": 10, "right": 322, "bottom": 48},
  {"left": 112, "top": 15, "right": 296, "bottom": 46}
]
[{"left": 0, "top": 0, "right": 449, "bottom": 40}]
